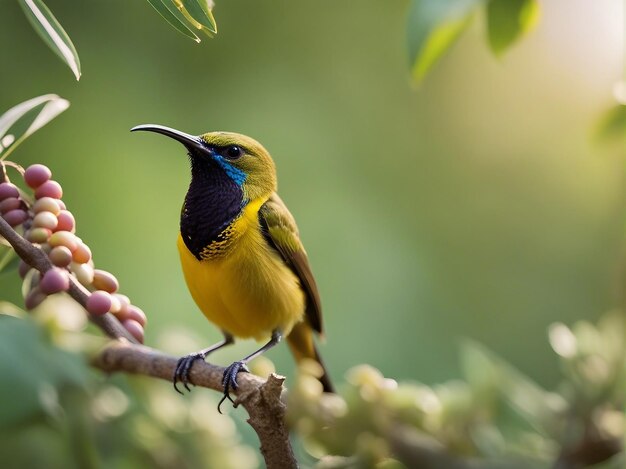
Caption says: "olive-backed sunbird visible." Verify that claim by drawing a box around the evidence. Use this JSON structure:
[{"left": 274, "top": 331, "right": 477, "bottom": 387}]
[{"left": 131, "top": 124, "right": 333, "bottom": 405}]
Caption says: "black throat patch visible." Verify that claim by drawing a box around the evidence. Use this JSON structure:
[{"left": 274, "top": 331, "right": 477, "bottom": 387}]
[{"left": 180, "top": 153, "right": 244, "bottom": 260}]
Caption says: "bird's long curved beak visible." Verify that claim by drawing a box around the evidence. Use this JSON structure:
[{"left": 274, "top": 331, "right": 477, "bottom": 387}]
[{"left": 131, "top": 124, "right": 207, "bottom": 154}]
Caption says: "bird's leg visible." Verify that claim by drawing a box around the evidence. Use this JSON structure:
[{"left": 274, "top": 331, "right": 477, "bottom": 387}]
[
  {"left": 173, "top": 332, "right": 234, "bottom": 394},
  {"left": 218, "top": 329, "right": 282, "bottom": 413}
]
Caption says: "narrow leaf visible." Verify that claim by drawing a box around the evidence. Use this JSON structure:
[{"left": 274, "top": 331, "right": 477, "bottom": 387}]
[
  {"left": 0, "top": 247, "right": 17, "bottom": 273},
  {"left": 145, "top": 0, "right": 201, "bottom": 42},
  {"left": 0, "top": 302, "right": 26, "bottom": 318},
  {"left": 180, "top": 0, "right": 217, "bottom": 34},
  {"left": 407, "top": 0, "right": 484, "bottom": 84},
  {"left": 486, "top": 0, "right": 540, "bottom": 56},
  {"left": 18, "top": 0, "right": 81, "bottom": 80},
  {"left": 0, "top": 95, "right": 69, "bottom": 160}
]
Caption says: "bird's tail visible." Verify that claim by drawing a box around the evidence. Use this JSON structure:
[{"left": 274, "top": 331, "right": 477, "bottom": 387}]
[{"left": 286, "top": 322, "right": 334, "bottom": 393}]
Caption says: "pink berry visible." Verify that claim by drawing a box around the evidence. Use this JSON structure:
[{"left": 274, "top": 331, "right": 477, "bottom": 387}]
[
  {"left": 86, "top": 290, "right": 112, "bottom": 315},
  {"left": 39, "top": 268, "right": 70, "bottom": 294},
  {"left": 124, "top": 305, "right": 147, "bottom": 326},
  {"left": 24, "top": 164, "right": 52, "bottom": 189},
  {"left": 0, "top": 197, "right": 21, "bottom": 214},
  {"left": 0, "top": 182, "right": 19, "bottom": 200},
  {"left": 3, "top": 209, "right": 27, "bottom": 227},
  {"left": 35, "top": 180, "right": 62, "bottom": 199},
  {"left": 55, "top": 210, "right": 75, "bottom": 232},
  {"left": 122, "top": 319, "right": 144, "bottom": 343}
]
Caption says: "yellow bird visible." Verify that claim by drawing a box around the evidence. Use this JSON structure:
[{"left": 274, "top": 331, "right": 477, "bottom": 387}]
[{"left": 132, "top": 124, "right": 333, "bottom": 406}]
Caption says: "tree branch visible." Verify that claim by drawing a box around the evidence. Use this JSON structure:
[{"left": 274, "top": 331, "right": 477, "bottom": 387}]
[
  {"left": 0, "top": 215, "right": 137, "bottom": 342},
  {"left": 0, "top": 216, "right": 297, "bottom": 468},
  {"left": 93, "top": 341, "right": 297, "bottom": 469}
]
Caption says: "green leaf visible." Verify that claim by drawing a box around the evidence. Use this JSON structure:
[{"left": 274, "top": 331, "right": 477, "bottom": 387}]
[
  {"left": 0, "top": 301, "right": 25, "bottom": 318},
  {"left": 0, "top": 317, "right": 88, "bottom": 429},
  {"left": 407, "top": 0, "right": 484, "bottom": 84},
  {"left": 180, "top": 0, "right": 217, "bottom": 34},
  {"left": 486, "top": 0, "right": 540, "bottom": 56},
  {"left": 0, "top": 95, "right": 69, "bottom": 160},
  {"left": 0, "top": 246, "right": 17, "bottom": 274},
  {"left": 461, "top": 341, "right": 566, "bottom": 438},
  {"left": 17, "top": 0, "right": 81, "bottom": 80},
  {"left": 145, "top": 0, "right": 201, "bottom": 43}
]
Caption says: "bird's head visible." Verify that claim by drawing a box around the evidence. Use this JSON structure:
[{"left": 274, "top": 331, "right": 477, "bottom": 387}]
[{"left": 131, "top": 124, "right": 277, "bottom": 201}]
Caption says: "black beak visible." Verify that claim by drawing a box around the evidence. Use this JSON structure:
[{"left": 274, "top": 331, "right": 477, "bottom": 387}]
[{"left": 131, "top": 124, "right": 208, "bottom": 154}]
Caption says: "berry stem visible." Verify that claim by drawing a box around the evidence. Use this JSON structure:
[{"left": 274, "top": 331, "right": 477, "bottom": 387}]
[
  {"left": 0, "top": 214, "right": 137, "bottom": 343},
  {"left": 0, "top": 162, "right": 8, "bottom": 183}
]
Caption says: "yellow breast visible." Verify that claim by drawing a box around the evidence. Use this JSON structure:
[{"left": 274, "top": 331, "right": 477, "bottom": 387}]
[{"left": 177, "top": 198, "right": 306, "bottom": 340}]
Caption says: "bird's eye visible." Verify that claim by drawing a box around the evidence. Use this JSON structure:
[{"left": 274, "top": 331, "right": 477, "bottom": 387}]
[{"left": 224, "top": 145, "right": 243, "bottom": 159}]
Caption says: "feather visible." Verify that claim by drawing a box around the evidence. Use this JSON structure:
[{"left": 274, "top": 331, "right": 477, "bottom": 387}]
[{"left": 259, "top": 193, "right": 323, "bottom": 335}]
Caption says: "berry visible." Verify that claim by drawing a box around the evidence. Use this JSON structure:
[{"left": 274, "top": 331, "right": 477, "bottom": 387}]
[
  {"left": 35, "top": 180, "right": 62, "bottom": 199},
  {"left": 33, "top": 197, "right": 61, "bottom": 215},
  {"left": 49, "top": 245, "right": 73, "bottom": 267},
  {"left": 72, "top": 243, "right": 91, "bottom": 263},
  {"left": 3, "top": 209, "right": 27, "bottom": 227},
  {"left": 109, "top": 294, "right": 122, "bottom": 314},
  {"left": 55, "top": 210, "right": 75, "bottom": 232},
  {"left": 0, "top": 197, "right": 21, "bottom": 214},
  {"left": 124, "top": 305, "right": 147, "bottom": 326},
  {"left": 18, "top": 260, "right": 31, "bottom": 279},
  {"left": 24, "top": 164, "right": 51, "bottom": 189},
  {"left": 86, "top": 290, "right": 112, "bottom": 315},
  {"left": 71, "top": 261, "right": 94, "bottom": 286},
  {"left": 92, "top": 269, "right": 119, "bottom": 293},
  {"left": 26, "top": 227, "right": 51, "bottom": 243},
  {"left": 49, "top": 231, "right": 78, "bottom": 251},
  {"left": 25, "top": 287, "right": 47, "bottom": 310},
  {"left": 40, "top": 268, "right": 70, "bottom": 294},
  {"left": 122, "top": 319, "right": 144, "bottom": 343},
  {"left": 32, "top": 211, "right": 58, "bottom": 230},
  {"left": 0, "top": 182, "right": 19, "bottom": 200}
]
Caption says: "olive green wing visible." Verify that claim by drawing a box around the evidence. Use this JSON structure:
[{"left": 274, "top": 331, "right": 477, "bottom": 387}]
[{"left": 259, "top": 193, "right": 323, "bottom": 335}]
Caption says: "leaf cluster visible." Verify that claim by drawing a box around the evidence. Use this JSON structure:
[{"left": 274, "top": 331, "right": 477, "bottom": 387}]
[{"left": 288, "top": 313, "right": 625, "bottom": 468}]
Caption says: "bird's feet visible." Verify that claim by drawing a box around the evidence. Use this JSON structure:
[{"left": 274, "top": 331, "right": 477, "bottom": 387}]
[
  {"left": 173, "top": 352, "right": 207, "bottom": 394},
  {"left": 217, "top": 360, "right": 249, "bottom": 413}
]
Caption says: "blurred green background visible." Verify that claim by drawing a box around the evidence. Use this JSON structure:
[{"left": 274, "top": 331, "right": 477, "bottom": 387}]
[{"left": 0, "top": 0, "right": 623, "bottom": 401}]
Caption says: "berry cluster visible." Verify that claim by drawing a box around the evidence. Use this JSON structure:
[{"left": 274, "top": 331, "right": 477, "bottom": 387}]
[{"left": 0, "top": 164, "right": 146, "bottom": 342}]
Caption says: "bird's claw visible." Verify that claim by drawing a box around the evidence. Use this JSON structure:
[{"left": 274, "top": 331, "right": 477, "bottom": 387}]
[
  {"left": 173, "top": 352, "right": 206, "bottom": 394},
  {"left": 217, "top": 360, "right": 249, "bottom": 413}
]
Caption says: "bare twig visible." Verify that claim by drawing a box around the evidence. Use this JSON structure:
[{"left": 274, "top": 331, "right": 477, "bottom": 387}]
[
  {"left": 93, "top": 342, "right": 297, "bottom": 469},
  {"left": 0, "top": 215, "right": 136, "bottom": 342}
]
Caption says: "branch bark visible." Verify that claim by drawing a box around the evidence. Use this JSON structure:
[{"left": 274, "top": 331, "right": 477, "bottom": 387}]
[{"left": 93, "top": 342, "right": 297, "bottom": 469}]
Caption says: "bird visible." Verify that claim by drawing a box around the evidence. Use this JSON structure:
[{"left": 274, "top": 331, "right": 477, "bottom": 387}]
[{"left": 131, "top": 124, "right": 333, "bottom": 408}]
